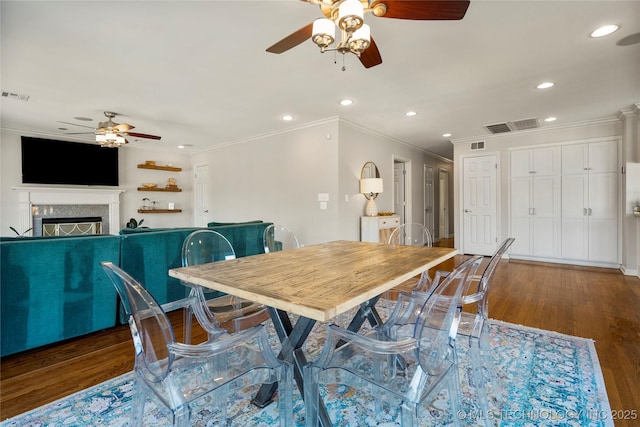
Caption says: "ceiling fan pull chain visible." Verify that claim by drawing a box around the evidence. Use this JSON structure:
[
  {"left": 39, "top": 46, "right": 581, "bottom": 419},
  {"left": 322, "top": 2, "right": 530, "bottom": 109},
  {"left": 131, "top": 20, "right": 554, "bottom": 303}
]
[{"left": 342, "top": 53, "right": 346, "bottom": 72}]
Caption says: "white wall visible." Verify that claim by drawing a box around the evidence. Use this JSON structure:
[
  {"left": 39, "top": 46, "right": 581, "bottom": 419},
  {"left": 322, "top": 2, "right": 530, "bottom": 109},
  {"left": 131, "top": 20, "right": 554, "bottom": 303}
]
[
  {"left": 337, "top": 121, "right": 453, "bottom": 242},
  {"left": 2, "top": 120, "right": 453, "bottom": 243},
  {"left": 189, "top": 118, "right": 451, "bottom": 245},
  {"left": 1, "top": 129, "right": 191, "bottom": 236},
  {"left": 452, "top": 117, "right": 640, "bottom": 274},
  {"left": 190, "top": 120, "right": 341, "bottom": 246}
]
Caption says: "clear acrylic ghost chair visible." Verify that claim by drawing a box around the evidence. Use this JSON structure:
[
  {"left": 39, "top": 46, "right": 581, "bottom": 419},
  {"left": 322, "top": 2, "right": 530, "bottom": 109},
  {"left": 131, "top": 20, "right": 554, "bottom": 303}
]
[
  {"left": 101, "top": 261, "right": 293, "bottom": 427},
  {"left": 304, "top": 256, "right": 483, "bottom": 427},
  {"left": 263, "top": 224, "right": 301, "bottom": 253},
  {"left": 381, "top": 223, "right": 434, "bottom": 311},
  {"left": 181, "top": 230, "right": 268, "bottom": 341},
  {"left": 440, "top": 237, "right": 515, "bottom": 425},
  {"left": 393, "top": 238, "right": 515, "bottom": 426}
]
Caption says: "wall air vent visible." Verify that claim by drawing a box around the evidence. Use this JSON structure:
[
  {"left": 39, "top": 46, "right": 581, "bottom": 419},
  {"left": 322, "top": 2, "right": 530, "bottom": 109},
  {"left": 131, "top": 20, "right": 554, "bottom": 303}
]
[
  {"left": 484, "top": 117, "right": 540, "bottom": 134},
  {"left": 470, "top": 141, "right": 485, "bottom": 151},
  {"left": 1, "top": 90, "right": 30, "bottom": 101}
]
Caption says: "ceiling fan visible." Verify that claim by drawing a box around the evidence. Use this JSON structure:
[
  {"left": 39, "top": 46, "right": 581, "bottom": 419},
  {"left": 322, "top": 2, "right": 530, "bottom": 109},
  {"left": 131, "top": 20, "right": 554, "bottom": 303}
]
[
  {"left": 266, "top": 0, "right": 471, "bottom": 69},
  {"left": 62, "top": 111, "right": 161, "bottom": 147}
]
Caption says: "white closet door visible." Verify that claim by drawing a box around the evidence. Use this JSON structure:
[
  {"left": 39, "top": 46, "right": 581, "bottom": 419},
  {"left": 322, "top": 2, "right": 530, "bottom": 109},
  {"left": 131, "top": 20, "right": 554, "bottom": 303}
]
[
  {"left": 561, "top": 174, "right": 589, "bottom": 260},
  {"left": 589, "top": 140, "right": 618, "bottom": 173},
  {"left": 532, "top": 176, "right": 559, "bottom": 257},
  {"left": 588, "top": 173, "right": 618, "bottom": 262},
  {"left": 510, "top": 177, "right": 532, "bottom": 255}
]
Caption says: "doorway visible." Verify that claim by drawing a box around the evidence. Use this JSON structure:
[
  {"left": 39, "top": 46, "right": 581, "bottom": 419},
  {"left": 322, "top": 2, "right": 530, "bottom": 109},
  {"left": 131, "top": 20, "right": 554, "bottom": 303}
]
[
  {"left": 424, "top": 165, "right": 435, "bottom": 240},
  {"left": 439, "top": 169, "right": 449, "bottom": 239},
  {"left": 462, "top": 155, "right": 498, "bottom": 256},
  {"left": 194, "top": 163, "right": 209, "bottom": 227},
  {"left": 393, "top": 159, "right": 410, "bottom": 225}
]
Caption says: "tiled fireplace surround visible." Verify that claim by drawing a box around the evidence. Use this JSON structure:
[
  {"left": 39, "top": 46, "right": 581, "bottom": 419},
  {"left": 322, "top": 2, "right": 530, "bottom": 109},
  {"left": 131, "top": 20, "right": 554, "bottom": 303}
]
[{"left": 15, "top": 187, "right": 124, "bottom": 236}]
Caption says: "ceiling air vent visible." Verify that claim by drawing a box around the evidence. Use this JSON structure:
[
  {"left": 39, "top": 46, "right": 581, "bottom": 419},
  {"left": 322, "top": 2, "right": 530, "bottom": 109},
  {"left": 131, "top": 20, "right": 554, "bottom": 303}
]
[
  {"left": 510, "top": 117, "right": 540, "bottom": 131},
  {"left": 470, "top": 141, "right": 485, "bottom": 151},
  {"left": 484, "top": 117, "right": 540, "bottom": 134},
  {"left": 484, "top": 122, "right": 512, "bottom": 134}
]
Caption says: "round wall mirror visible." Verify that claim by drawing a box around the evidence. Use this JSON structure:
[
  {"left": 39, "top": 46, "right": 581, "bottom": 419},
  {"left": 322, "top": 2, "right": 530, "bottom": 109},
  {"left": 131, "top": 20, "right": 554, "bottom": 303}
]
[
  {"left": 360, "top": 161, "right": 382, "bottom": 200},
  {"left": 360, "top": 161, "right": 380, "bottom": 180}
]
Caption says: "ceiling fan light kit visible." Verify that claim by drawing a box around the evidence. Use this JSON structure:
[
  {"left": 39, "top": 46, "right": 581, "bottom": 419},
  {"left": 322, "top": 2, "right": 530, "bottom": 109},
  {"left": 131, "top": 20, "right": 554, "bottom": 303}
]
[
  {"left": 311, "top": 0, "right": 370, "bottom": 60},
  {"left": 267, "top": 0, "right": 470, "bottom": 69}
]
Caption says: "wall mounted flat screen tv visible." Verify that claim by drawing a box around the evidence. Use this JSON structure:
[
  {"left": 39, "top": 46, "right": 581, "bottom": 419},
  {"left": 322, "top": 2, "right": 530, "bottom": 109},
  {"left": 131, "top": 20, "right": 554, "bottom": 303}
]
[{"left": 21, "top": 136, "right": 119, "bottom": 186}]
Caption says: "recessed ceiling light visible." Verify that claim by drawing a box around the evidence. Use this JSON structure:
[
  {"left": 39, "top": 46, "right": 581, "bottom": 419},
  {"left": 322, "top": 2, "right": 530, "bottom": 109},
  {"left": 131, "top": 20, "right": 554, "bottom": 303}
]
[
  {"left": 281, "top": 114, "right": 294, "bottom": 121},
  {"left": 340, "top": 99, "right": 353, "bottom": 106},
  {"left": 405, "top": 111, "right": 417, "bottom": 117},
  {"left": 590, "top": 24, "right": 619, "bottom": 38},
  {"left": 544, "top": 117, "right": 557, "bottom": 122},
  {"left": 442, "top": 133, "right": 452, "bottom": 138},
  {"left": 537, "top": 82, "right": 554, "bottom": 89}
]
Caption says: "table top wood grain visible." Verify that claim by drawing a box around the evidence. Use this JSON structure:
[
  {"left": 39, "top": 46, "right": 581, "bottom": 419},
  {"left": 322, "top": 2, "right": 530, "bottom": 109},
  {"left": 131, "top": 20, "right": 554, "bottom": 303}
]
[{"left": 169, "top": 240, "right": 458, "bottom": 322}]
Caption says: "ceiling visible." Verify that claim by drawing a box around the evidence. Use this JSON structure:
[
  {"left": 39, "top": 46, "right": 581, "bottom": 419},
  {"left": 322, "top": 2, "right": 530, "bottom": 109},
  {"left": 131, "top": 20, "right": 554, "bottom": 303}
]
[{"left": 1, "top": 0, "right": 639, "bottom": 159}]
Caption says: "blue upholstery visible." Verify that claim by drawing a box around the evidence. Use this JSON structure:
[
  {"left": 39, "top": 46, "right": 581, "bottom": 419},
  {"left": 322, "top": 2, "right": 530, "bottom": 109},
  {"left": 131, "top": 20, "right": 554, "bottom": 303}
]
[
  {"left": 0, "top": 221, "right": 272, "bottom": 357},
  {"left": 0, "top": 235, "right": 121, "bottom": 356}
]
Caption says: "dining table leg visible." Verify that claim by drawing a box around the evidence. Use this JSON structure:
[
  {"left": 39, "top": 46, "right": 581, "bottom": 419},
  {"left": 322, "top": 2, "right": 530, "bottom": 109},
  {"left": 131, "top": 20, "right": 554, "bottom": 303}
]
[
  {"left": 344, "top": 295, "right": 384, "bottom": 332},
  {"left": 253, "top": 307, "right": 332, "bottom": 427},
  {"left": 253, "top": 296, "right": 384, "bottom": 426}
]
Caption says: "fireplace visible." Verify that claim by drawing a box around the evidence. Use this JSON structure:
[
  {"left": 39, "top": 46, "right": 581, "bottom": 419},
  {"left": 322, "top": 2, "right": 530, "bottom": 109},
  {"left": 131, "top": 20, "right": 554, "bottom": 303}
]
[
  {"left": 14, "top": 187, "right": 124, "bottom": 236},
  {"left": 42, "top": 216, "right": 103, "bottom": 236}
]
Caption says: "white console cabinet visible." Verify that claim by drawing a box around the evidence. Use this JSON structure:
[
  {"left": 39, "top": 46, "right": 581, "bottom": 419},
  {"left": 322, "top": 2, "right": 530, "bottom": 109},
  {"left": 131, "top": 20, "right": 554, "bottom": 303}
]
[{"left": 361, "top": 215, "right": 400, "bottom": 243}]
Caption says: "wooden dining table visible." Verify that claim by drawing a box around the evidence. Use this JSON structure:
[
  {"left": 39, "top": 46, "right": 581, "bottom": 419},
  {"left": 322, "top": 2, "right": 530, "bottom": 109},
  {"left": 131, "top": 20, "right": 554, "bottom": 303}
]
[{"left": 169, "top": 240, "right": 458, "bottom": 426}]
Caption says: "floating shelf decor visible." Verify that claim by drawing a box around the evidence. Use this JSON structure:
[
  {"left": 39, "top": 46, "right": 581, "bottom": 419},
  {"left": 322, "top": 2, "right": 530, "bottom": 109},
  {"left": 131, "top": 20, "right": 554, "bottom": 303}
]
[
  {"left": 137, "top": 187, "right": 182, "bottom": 192},
  {"left": 137, "top": 209, "right": 182, "bottom": 214},
  {"left": 137, "top": 164, "right": 182, "bottom": 172}
]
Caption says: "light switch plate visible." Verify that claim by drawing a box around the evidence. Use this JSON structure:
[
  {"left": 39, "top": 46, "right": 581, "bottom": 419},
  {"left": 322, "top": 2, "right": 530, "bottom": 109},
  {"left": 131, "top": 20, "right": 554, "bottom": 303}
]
[{"left": 318, "top": 193, "right": 329, "bottom": 202}]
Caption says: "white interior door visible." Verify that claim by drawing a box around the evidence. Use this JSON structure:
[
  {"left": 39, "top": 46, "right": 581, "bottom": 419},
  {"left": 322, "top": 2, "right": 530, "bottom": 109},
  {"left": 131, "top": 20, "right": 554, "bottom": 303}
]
[
  {"left": 463, "top": 155, "right": 498, "bottom": 256},
  {"left": 424, "top": 165, "right": 434, "bottom": 240},
  {"left": 394, "top": 161, "right": 406, "bottom": 224},
  {"left": 194, "top": 164, "right": 210, "bottom": 227},
  {"left": 439, "top": 169, "right": 449, "bottom": 239}
]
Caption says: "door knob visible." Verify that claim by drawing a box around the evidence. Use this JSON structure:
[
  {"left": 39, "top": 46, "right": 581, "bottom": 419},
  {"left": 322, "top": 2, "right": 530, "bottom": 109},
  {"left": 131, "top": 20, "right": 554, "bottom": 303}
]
[{"left": 464, "top": 209, "right": 472, "bottom": 213}]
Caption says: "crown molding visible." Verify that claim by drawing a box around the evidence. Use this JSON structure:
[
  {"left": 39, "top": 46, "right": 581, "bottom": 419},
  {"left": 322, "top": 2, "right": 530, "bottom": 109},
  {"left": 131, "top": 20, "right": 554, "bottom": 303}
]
[{"left": 195, "top": 117, "right": 340, "bottom": 153}]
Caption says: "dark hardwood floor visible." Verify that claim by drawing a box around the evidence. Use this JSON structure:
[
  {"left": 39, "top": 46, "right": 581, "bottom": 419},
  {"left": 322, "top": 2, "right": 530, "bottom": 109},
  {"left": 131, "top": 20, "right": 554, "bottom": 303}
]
[{"left": 2, "top": 239, "right": 639, "bottom": 425}]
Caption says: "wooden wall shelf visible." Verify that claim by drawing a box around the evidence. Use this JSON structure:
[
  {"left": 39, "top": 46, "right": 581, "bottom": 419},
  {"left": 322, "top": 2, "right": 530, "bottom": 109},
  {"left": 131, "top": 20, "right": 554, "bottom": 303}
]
[
  {"left": 137, "top": 164, "right": 182, "bottom": 172},
  {"left": 137, "top": 209, "right": 182, "bottom": 214},
  {"left": 137, "top": 187, "right": 182, "bottom": 192}
]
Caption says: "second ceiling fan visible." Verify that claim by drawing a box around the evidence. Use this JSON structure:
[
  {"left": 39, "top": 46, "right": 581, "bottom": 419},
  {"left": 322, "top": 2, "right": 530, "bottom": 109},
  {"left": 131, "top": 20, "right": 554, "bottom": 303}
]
[
  {"left": 266, "top": 0, "right": 471, "bottom": 69},
  {"left": 63, "top": 111, "right": 161, "bottom": 147}
]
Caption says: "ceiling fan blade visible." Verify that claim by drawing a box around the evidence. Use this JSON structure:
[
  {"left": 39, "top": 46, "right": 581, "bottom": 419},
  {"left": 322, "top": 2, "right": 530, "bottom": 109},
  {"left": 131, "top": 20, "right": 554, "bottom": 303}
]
[
  {"left": 115, "top": 123, "right": 134, "bottom": 132},
  {"left": 359, "top": 37, "right": 382, "bottom": 68},
  {"left": 124, "top": 132, "right": 161, "bottom": 140},
  {"left": 372, "top": 0, "right": 470, "bottom": 20},
  {"left": 57, "top": 121, "right": 95, "bottom": 129},
  {"left": 266, "top": 22, "right": 313, "bottom": 54}
]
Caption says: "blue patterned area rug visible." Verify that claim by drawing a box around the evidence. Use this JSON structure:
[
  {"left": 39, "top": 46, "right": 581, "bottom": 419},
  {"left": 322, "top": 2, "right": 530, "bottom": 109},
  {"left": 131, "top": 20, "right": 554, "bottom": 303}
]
[{"left": 1, "top": 320, "right": 612, "bottom": 427}]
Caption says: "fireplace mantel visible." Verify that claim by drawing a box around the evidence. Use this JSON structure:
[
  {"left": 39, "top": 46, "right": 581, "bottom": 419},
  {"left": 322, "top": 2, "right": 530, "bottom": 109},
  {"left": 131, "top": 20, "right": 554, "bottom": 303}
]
[{"left": 13, "top": 187, "right": 125, "bottom": 236}]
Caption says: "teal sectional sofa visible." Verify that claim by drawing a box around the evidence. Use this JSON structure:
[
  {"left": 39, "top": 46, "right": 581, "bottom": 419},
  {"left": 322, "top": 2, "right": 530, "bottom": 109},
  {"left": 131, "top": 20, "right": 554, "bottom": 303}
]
[{"left": 0, "top": 221, "right": 272, "bottom": 357}]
